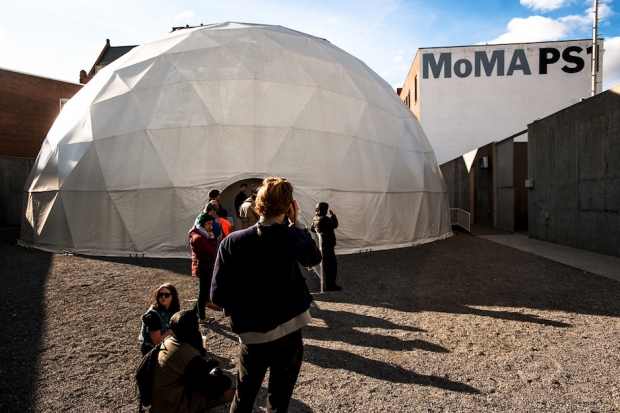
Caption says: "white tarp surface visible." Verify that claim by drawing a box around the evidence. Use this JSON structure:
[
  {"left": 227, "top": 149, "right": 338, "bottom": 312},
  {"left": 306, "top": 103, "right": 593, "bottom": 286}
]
[{"left": 20, "top": 22, "right": 452, "bottom": 257}]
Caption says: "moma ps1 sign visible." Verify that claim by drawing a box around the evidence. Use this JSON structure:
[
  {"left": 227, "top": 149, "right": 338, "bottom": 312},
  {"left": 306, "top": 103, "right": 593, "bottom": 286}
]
[{"left": 404, "top": 40, "right": 603, "bottom": 165}]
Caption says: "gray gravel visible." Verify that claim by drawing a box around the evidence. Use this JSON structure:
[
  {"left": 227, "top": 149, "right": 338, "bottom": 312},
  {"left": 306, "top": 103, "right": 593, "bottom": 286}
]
[{"left": 1, "top": 229, "right": 619, "bottom": 412}]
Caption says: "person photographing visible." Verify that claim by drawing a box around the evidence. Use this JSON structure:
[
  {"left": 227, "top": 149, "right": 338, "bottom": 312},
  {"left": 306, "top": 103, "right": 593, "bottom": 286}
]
[
  {"left": 311, "top": 202, "right": 341, "bottom": 291},
  {"left": 210, "top": 177, "right": 322, "bottom": 413}
]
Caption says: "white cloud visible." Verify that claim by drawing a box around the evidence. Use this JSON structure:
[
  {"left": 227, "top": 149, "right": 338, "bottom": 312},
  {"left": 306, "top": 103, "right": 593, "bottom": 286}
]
[
  {"left": 520, "top": 0, "right": 573, "bottom": 12},
  {"left": 327, "top": 17, "right": 338, "bottom": 24},
  {"left": 173, "top": 11, "right": 195, "bottom": 22},
  {"left": 597, "top": 2, "right": 614, "bottom": 19},
  {"left": 485, "top": 15, "right": 570, "bottom": 43},
  {"left": 485, "top": 3, "right": 593, "bottom": 45},
  {"left": 603, "top": 36, "right": 620, "bottom": 89}
]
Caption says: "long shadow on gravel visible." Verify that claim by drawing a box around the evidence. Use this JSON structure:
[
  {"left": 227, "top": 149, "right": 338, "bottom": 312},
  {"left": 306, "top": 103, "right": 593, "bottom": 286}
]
[
  {"left": 304, "top": 345, "right": 479, "bottom": 393},
  {"left": 92, "top": 256, "right": 189, "bottom": 277},
  {"left": 0, "top": 230, "right": 51, "bottom": 413},
  {"left": 321, "top": 233, "right": 620, "bottom": 320},
  {"left": 306, "top": 307, "right": 448, "bottom": 353}
]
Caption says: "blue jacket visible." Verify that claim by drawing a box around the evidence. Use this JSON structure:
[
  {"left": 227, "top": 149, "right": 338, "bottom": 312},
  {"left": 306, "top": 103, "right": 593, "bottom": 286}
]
[{"left": 210, "top": 219, "right": 322, "bottom": 344}]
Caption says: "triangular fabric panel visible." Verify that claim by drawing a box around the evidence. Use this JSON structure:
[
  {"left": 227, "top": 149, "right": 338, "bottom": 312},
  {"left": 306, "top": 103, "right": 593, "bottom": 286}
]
[{"left": 21, "top": 22, "right": 452, "bottom": 257}]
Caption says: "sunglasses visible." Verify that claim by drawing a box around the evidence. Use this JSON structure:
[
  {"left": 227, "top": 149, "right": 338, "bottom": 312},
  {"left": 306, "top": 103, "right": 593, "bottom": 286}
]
[{"left": 157, "top": 292, "right": 172, "bottom": 298}]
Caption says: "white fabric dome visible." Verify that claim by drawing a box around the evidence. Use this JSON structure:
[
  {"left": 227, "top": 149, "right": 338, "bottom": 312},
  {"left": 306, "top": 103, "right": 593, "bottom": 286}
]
[{"left": 21, "top": 22, "right": 452, "bottom": 257}]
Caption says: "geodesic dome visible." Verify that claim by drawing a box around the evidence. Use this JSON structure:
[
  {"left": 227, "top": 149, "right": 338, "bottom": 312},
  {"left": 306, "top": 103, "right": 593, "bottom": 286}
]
[{"left": 20, "top": 22, "right": 452, "bottom": 257}]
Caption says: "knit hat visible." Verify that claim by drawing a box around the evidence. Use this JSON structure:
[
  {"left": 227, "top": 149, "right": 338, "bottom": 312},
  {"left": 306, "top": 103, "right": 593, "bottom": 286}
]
[{"left": 196, "top": 211, "right": 214, "bottom": 225}]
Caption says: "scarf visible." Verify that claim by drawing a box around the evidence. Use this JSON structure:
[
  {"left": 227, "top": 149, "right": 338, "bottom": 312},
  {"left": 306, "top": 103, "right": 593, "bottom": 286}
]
[{"left": 195, "top": 224, "right": 211, "bottom": 238}]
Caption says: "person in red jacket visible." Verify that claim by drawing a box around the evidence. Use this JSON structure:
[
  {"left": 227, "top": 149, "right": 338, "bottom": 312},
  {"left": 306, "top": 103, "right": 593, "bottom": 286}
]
[
  {"left": 189, "top": 212, "right": 217, "bottom": 323},
  {"left": 219, "top": 208, "right": 233, "bottom": 237}
]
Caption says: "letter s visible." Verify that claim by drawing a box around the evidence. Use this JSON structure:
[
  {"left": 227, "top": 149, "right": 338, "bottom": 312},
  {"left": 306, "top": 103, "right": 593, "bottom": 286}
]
[{"left": 562, "top": 46, "right": 584, "bottom": 74}]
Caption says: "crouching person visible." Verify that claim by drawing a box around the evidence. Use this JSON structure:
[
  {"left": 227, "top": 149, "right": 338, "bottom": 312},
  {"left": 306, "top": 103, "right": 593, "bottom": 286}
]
[{"left": 151, "top": 310, "right": 234, "bottom": 412}]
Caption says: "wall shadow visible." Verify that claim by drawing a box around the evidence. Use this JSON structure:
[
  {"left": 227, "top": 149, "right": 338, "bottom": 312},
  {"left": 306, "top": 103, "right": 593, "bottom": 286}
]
[
  {"left": 304, "top": 345, "right": 479, "bottom": 393},
  {"left": 0, "top": 230, "right": 52, "bottom": 413},
  {"left": 324, "top": 233, "right": 620, "bottom": 320},
  {"left": 306, "top": 307, "right": 447, "bottom": 353},
  {"left": 91, "top": 255, "right": 190, "bottom": 277}
]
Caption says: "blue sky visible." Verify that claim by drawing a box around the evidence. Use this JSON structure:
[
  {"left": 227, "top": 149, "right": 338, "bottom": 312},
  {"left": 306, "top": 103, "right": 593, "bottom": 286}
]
[{"left": 1, "top": 0, "right": 618, "bottom": 90}]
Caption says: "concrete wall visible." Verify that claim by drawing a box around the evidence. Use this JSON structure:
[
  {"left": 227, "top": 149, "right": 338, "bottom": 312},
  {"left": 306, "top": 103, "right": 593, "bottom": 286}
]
[
  {"left": 514, "top": 142, "right": 528, "bottom": 231},
  {"left": 496, "top": 140, "right": 529, "bottom": 232},
  {"left": 475, "top": 144, "right": 495, "bottom": 226},
  {"left": 439, "top": 142, "right": 494, "bottom": 225},
  {"left": 528, "top": 85, "right": 620, "bottom": 257},
  {"left": 496, "top": 139, "right": 515, "bottom": 231},
  {"left": 441, "top": 137, "right": 528, "bottom": 231},
  {"left": 440, "top": 156, "right": 470, "bottom": 212},
  {"left": 0, "top": 157, "right": 34, "bottom": 227}
]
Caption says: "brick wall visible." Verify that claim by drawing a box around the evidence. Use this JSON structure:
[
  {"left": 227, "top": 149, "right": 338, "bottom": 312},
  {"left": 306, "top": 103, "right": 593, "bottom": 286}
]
[{"left": 0, "top": 69, "right": 82, "bottom": 158}]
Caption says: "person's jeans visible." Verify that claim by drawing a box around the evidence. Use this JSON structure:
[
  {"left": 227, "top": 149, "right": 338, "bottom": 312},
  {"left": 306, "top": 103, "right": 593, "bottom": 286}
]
[
  {"left": 193, "top": 275, "right": 210, "bottom": 319},
  {"left": 231, "top": 329, "right": 304, "bottom": 413},
  {"left": 322, "top": 247, "right": 338, "bottom": 287}
]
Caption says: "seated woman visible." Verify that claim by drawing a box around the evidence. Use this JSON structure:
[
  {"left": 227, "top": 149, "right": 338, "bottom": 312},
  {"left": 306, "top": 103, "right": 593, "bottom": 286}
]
[
  {"left": 151, "top": 310, "right": 234, "bottom": 411},
  {"left": 188, "top": 212, "right": 217, "bottom": 323},
  {"left": 139, "top": 283, "right": 180, "bottom": 356}
]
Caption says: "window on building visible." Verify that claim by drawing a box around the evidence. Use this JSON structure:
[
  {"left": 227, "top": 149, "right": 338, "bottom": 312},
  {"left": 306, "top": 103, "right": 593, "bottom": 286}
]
[
  {"left": 414, "top": 76, "right": 418, "bottom": 102},
  {"left": 59, "top": 98, "right": 70, "bottom": 112}
]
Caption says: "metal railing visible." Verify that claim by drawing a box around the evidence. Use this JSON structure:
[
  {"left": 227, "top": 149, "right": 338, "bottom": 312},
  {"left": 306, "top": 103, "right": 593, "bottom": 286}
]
[{"left": 450, "top": 208, "right": 471, "bottom": 233}]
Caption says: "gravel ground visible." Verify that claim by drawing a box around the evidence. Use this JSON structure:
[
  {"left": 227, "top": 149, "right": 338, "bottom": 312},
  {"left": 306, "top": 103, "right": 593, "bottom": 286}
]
[{"left": 1, "top": 228, "right": 619, "bottom": 413}]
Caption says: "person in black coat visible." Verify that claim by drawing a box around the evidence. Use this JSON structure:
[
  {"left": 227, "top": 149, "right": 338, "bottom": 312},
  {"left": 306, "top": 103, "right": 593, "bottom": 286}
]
[
  {"left": 311, "top": 202, "right": 341, "bottom": 291},
  {"left": 210, "top": 177, "right": 322, "bottom": 413},
  {"left": 234, "top": 183, "right": 248, "bottom": 218}
]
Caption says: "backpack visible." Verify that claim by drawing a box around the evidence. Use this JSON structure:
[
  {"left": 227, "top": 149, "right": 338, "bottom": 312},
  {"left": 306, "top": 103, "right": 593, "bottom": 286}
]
[{"left": 135, "top": 341, "right": 163, "bottom": 412}]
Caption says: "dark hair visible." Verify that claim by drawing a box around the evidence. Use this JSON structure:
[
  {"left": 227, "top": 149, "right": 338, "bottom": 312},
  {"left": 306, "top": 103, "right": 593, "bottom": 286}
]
[
  {"left": 208, "top": 189, "right": 220, "bottom": 199},
  {"left": 169, "top": 310, "right": 199, "bottom": 342},
  {"left": 240, "top": 183, "right": 248, "bottom": 188},
  {"left": 255, "top": 177, "right": 294, "bottom": 218},
  {"left": 219, "top": 208, "right": 228, "bottom": 219},
  {"left": 206, "top": 203, "right": 219, "bottom": 214},
  {"left": 197, "top": 211, "right": 215, "bottom": 225},
  {"left": 316, "top": 202, "right": 329, "bottom": 216},
  {"left": 150, "top": 283, "right": 180, "bottom": 314}
]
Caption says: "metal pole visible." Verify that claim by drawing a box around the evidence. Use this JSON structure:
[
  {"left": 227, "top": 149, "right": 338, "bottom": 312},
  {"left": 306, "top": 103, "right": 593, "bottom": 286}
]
[
  {"left": 591, "top": 0, "right": 599, "bottom": 96},
  {"left": 318, "top": 234, "right": 324, "bottom": 293}
]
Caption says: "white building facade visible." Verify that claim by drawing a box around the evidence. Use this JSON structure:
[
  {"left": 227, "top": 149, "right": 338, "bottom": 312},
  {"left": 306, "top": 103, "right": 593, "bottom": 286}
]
[{"left": 399, "top": 40, "right": 604, "bottom": 166}]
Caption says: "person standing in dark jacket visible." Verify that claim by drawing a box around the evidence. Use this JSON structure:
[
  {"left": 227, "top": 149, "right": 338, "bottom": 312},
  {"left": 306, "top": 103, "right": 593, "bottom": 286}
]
[
  {"left": 189, "top": 212, "right": 217, "bottom": 324},
  {"left": 210, "top": 177, "right": 322, "bottom": 413},
  {"left": 234, "top": 183, "right": 248, "bottom": 218},
  {"left": 311, "top": 202, "right": 341, "bottom": 291}
]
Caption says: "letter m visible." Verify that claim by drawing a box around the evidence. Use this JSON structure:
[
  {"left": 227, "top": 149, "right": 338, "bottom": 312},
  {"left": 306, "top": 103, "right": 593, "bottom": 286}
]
[
  {"left": 475, "top": 50, "right": 505, "bottom": 77},
  {"left": 423, "top": 53, "right": 451, "bottom": 79}
]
